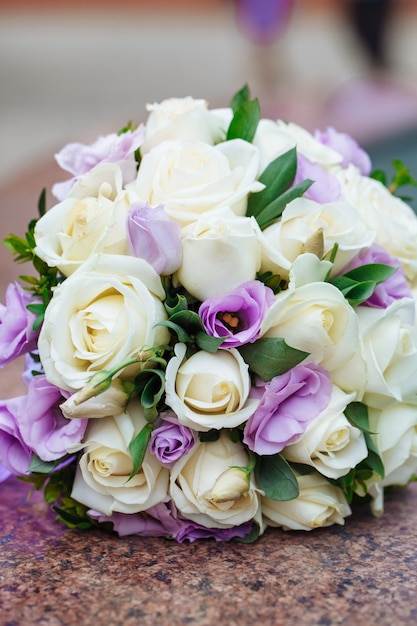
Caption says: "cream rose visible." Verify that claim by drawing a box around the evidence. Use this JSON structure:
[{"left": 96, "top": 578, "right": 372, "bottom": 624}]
[
  {"left": 129, "top": 138, "right": 263, "bottom": 227},
  {"left": 260, "top": 197, "right": 374, "bottom": 277},
  {"left": 38, "top": 254, "right": 169, "bottom": 391},
  {"left": 68, "top": 399, "right": 169, "bottom": 515},
  {"left": 165, "top": 343, "right": 258, "bottom": 431},
  {"left": 357, "top": 298, "right": 417, "bottom": 408},
  {"left": 262, "top": 471, "right": 351, "bottom": 531},
  {"left": 169, "top": 430, "right": 260, "bottom": 528},
  {"left": 254, "top": 119, "right": 342, "bottom": 174},
  {"left": 34, "top": 163, "right": 133, "bottom": 276},
  {"left": 337, "top": 166, "right": 417, "bottom": 281},
  {"left": 175, "top": 211, "right": 262, "bottom": 300},
  {"left": 261, "top": 281, "right": 366, "bottom": 395},
  {"left": 140, "top": 96, "right": 226, "bottom": 154},
  {"left": 282, "top": 385, "right": 368, "bottom": 479}
]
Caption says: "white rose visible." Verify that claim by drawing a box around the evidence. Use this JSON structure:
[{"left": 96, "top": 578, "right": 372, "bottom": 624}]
[
  {"left": 357, "top": 298, "right": 417, "bottom": 408},
  {"left": 282, "top": 385, "right": 367, "bottom": 479},
  {"left": 38, "top": 254, "right": 169, "bottom": 391},
  {"left": 254, "top": 119, "right": 342, "bottom": 174},
  {"left": 170, "top": 431, "right": 261, "bottom": 528},
  {"left": 176, "top": 210, "right": 262, "bottom": 300},
  {"left": 261, "top": 197, "right": 374, "bottom": 277},
  {"left": 129, "top": 138, "right": 263, "bottom": 227},
  {"left": 140, "top": 97, "right": 226, "bottom": 154},
  {"left": 261, "top": 281, "right": 366, "bottom": 395},
  {"left": 337, "top": 166, "right": 417, "bottom": 281},
  {"left": 34, "top": 163, "right": 132, "bottom": 276},
  {"left": 165, "top": 343, "right": 258, "bottom": 431},
  {"left": 69, "top": 399, "right": 169, "bottom": 515},
  {"left": 262, "top": 471, "right": 351, "bottom": 531}
]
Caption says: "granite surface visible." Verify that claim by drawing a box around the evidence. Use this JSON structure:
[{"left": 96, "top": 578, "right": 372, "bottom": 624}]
[{"left": 1, "top": 476, "right": 417, "bottom": 626}]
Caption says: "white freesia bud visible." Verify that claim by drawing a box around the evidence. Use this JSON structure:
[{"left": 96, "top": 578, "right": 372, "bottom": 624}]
[
  {"left": 61, "top": 379, "right": 130, "bottom": 419},
  {"left": 209, "top": 467, "right": 250, "bottom": 503}
]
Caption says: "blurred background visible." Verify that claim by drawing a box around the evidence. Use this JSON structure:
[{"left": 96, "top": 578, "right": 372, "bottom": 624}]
[{"left": 1, "top": 0, "right": 417, "bottom": 396}]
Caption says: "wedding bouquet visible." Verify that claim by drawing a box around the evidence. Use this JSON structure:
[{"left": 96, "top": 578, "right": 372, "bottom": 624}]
[{"left": 1, "top": 86, "right": 417, "bottom": 543}]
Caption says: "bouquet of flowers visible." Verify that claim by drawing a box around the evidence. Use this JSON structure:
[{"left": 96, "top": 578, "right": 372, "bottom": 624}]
[{"left": 1, "top": 86, "right": 417, "bottom": 543}]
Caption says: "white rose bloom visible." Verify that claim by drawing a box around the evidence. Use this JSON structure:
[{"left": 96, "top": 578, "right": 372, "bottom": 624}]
[
  {"left": 254, "top": 118, "right": 342, "bottom": 174},
  {"left": 38, "top": 254, "right": 169, "bottom": 391},
  {"left": 128, "top": 138, "right": 263, "bottom": 227},
  {"left": 170, "top": 431, "right": 261, "bottom": 528},
  {"left": 34, "top": 163, "right": 132, "bottom": 276},
  {"left": 261, "top": 281, "right": 367, "bottom": 395},
  {"left": 362, "top": 401, "right": 417, "bottom": 516},
  {"left": 68, "top": 400, "right": 169, "bottom": 515},
  {"left": 140, "top": 97, "right": 226, "bottom": 154},
  {"left": 176, "top": 210, "right": 262, "bottom": 300},
  {"left": 282, "top": 385, "right": 367, "bottom": 479},
  {"left": 262, "top": 471, "right": 351, "bottom": 531},
  {"left": 357, "top": 298, "right": 417, "bottom": 408},
  {"left": 260, "top": 197, "right": 374, "bottom": 277},
  {"left": 165, "top": 343, "right": 259, "bottom": 431},
  {"left": 337, "top": 166, "right": 417, "bottom": 281}
]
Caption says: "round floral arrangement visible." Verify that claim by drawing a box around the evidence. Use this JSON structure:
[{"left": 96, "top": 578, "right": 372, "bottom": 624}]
[{"left": 1, "top": 86, "right": 417, "bottom": 542}]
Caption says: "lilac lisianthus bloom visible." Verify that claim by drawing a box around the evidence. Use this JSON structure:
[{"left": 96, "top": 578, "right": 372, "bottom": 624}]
[
  {"left": 16, "top": 375, "right": 87, "bottom": 462},
  {"left": 52, "top": 126, "right": 145, "bottom": 200},
  {"left": 341, "top": 243, "right": 412, "bottom": 308},
  {"left": 149, "top": 413, "right": 196, "bottom": 467},
  {"left": 127, "top": 202, "right": 182, "bottom": 275},
  {"left": 315, "top": 127, "right": 372, "bottom": 175},
  {"left": 0, "top": 282, "right": 39, "bottom": 367},
  {"left": 243, "top": 363, "right": 332, "bottom": 455},
  {"left": 0, "top": 463, "right": 12, "bottom": 483},
  {"left": 175, "top": 519, "right": 254, "bottom": 543},
  {"left": 199, "top": 280, "right": 275, "bottom": 349},
  {"left": 0, "top": 396, "right": 32, "bottom": 475},
  {"left": 294, "top": 153, "right": 342, "bottom": 203}
]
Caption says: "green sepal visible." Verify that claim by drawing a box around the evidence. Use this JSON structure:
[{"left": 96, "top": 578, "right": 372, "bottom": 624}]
[
  {"left": 128, "top": 422, "right": 153, "bottom": 481},
  {"left": 256, "top": 270, "right": 285, "bottom": 294},
  {"left": 246, "top": 147, "right": 298, "bottom": 218},
  {"left": 238, "top": 337, "right": 308, "bottom": 381},
  {"left": 230, "top": 84, "right": 250, "bottom": 113},
  {"left": 255, "top": 179, "right": 314, "bottom": 230},
  {"left": 226, "top": 98, "right": 260, "bottom": 143},
  {"left": 255, "top": 453, "right": 299, "bottom": 501}
]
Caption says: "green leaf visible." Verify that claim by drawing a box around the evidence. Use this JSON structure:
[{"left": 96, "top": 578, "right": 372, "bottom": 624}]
[
  {"left": 255, "top": 179, "right": 314, "bottom": 230},
  {"left": 195, "top": 331, "right": 224, "bottom": 353},
  {"left": 164, "top": 293, "right": 189, "bottom": 317},
  {"left": 330, "top": 276, "right": 376, "bottom": 307},
  {"left": 235, "top": 521, "right": 261, "bottom": 544},
  {"left": 344, "top": 401, "right": 370, "bottom": 432},
  {"left": 238, "top": 337, "right": 308, "bottom": 381},
  {"left": 342, "top": 263, "right": 397, "bottom": 284},
  {"left": 364, "top": 432, "right": 385, "bottom": 479},
  {"left": 169, "top": 310, "right": 204, "bottom": 334},
  {"left": 226, "top": 98, "right": 260, "bottom": 143},
  {"left": 246, "top": 148, "right": 298, "bottom": 218},
  {"left": 370, "top": 169, "right": 387, "bottom": 185},
  {"left": 255, "top": 454, "right": 299, "bottom": 501},
  {"left": 38, "top": 187, "right": 47, "bottom": 217},
  {"left": 128, "top": 423, "right": 153, "bottom": 480},
  {"left": 156, "top": 320, "right": 191, "bottom": 343},
  {"left": 256, "top": 271, "right": 285, "bottom": 294},
  {"left": 230, "top": 84, "right": 250, "bottom": 113},
  {"left": 28, "top": 454, "right": 60, "bottom": 474},
  {"left": 140, "top": 370, "right": 165, "bottom": 411}
]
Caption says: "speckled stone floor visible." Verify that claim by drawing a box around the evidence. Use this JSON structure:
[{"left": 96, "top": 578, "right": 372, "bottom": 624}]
[{"left": 1, "top": 476, "right": 417, "bottom": 626}]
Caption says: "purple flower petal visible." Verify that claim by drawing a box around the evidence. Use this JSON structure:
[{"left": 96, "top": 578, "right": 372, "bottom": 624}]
[
  {"left": 315, "top": 126, "right": 372, "bottom": 175},
  {"left": 0, "top": 282, "right": 39, "bottom": 367},
  {"left": 149, "top": 413, "right": 196, "bottom": 467},
  {"left": 294, "top": 153, "right": 341, "bottom": 203}
]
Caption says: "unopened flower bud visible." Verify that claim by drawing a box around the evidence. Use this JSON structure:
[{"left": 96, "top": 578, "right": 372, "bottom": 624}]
[
  {"left": 209, "top": 467, "right": 250, "bottom": 503},
  {"left": 71, "top": 371, "right": 112, "bottom": 406},
  {"left": 61, "top": 379, "right": 131, "bottom": 419},
  {"left": 302, "top": 228, "right": 324, "bottom": 259}
]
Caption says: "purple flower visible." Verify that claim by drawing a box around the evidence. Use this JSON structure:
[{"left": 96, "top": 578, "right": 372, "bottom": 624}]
[
  {"left": 0, "top": 396, "right": 32, "bottom": 475},
  {"left": 127, "top": 202, "right": 182, "bottom": 275},
  {"left": 294, "top": 153, "right": 342, "bottom": 203},
  {"left": 315, "top": 127, "right": 372, "bottom": 175},
  {"left": 199, "top": 280, "right": 275, "bottom": 349},
  {"left": 341, "top": 243, "right": 412, "bottom": 308},
  {"left": 0, "top": 464, "right": 12, "bottom": 483},
  {"left": 88, "top": 501, "right": 185, "bottom": 538},
  {"left": 52, "top": 126, "right": 144, "bottom": 200},
  {"left": 149, "top": 413, "right": 196, "bottom": 467},
  {"left": 234, "top": 0, "right": 294, "bottom": 44},
  {"left": 16, "top": 375, "right": 87, "bottom": 462},
  {"left": 175, "top": 520, "right": 254, "bottom": 543},
  {"left": 0, "top": 282, "right": 39, "bottom": 367},
  {"left": 243, "top": 363, "right": 332, "bottom": 455}
]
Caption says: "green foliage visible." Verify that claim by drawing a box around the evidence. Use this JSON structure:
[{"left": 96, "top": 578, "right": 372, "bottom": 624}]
[
  {"left": 256, "top": 271, "right": 286, "bottom": 295},
  {"left": 227, "top": 85, "right": 260, "bottom": 143},
  {"left": 158, "top": 309, "right": 224, "bottom": 353},
  {"left": 128, "top": 423, "right": 153, "bottom": 480},
  {"left": 329, "top": 263, "right": 396, "bottom": 307},
  {"left": 134, "top": 368, "right": 166, "bottom": 422},
  {"left": 371, "top": 158, "right": 417, "bottom": 200},
  {"left": 255, "top": 453, "right": 299, "bottom": 501},
  {"left": 238, "top": 337, "right": 308, "bottom": 382},
  {"left": 246, "top": 148, "right": 313, "bottom": 230}
]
